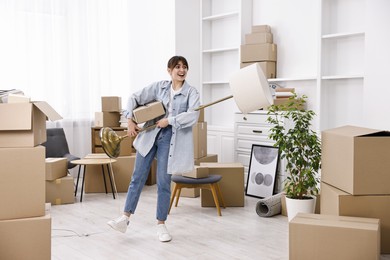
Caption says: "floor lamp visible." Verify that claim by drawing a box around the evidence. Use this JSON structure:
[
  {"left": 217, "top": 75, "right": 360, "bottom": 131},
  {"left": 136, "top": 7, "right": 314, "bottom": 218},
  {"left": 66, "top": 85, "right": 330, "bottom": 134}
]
[{"left": 101, "top": 63, "right": 273, "bottom": 158}]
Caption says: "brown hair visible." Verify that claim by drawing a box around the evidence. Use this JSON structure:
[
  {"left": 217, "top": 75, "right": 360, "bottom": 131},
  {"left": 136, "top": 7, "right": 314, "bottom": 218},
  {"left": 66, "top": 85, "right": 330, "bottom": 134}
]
[{"left": 167, "top": 56, "right": 189, "bottom": 70}]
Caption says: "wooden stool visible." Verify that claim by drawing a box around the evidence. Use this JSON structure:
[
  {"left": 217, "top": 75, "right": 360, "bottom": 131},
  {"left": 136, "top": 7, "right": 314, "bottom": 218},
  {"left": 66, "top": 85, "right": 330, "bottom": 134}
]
[
  {"left": 71, "top": 158, "right": 117, "bottom": 202},
  {"left": 169, "top": 175, "right": 226, "bottom": 216}
]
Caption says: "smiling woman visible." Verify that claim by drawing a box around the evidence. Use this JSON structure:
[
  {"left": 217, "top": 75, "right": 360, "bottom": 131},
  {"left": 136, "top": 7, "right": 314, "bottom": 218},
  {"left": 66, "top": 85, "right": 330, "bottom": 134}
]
[{"left": 0, "top": 0, "right": 175, "bottom": 158}]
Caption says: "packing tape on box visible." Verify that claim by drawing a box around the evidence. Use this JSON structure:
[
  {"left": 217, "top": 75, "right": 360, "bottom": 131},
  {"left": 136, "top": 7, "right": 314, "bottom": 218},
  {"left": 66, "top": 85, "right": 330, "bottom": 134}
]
[{"left": 255, "top": 192, "right": 283, "bottom": 217}]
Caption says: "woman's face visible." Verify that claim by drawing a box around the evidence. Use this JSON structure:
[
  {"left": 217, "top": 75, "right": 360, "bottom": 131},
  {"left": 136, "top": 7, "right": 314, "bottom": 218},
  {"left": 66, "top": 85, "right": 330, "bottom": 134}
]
[{"left": 168, "top": 61, "right": 188, "bottom": 83}]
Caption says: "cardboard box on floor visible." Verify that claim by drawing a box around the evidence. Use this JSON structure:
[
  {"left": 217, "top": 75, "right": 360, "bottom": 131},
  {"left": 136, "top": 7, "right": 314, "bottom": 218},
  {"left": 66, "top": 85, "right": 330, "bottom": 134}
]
[
  {"left": 0, "top": 102, "right": 62, "bottom": 147},
  {"left": 45, "top": 158, "right": 67, "bottom": 181},
  {"left": 132, "top": 101, "right": 165, "bottom": 124},
  {"left": 289, "top": 213, "right": 380, "bottom": 260},
  {"left": 193, "top": 122, "right": 207, "bottom": 159},
  {"left": 101, "top": 96, "right": 122, "bottom": 112},
  {"left": 321, "top": 181, "right": 390, "bottom": 253},
  {"left": 46, "top": 175, "right": 75, "bottom": 205},
  {"left": 322, "top": 125, "right": 390, "bottom": 195},
  {"left": 84, "top": 154, "right": 157, "bottom": 193},
  {"left": 0, "top": 213, "right": 51, "bottom": 260},
  {"left": 0, "top": 146, "right": 46, "bottom": 220},
  {"left": 200, "top": 162, "right": 245, "bottom": 207},
  {"left": 94, "top": 111, "right": 120, "bottom": 127}
]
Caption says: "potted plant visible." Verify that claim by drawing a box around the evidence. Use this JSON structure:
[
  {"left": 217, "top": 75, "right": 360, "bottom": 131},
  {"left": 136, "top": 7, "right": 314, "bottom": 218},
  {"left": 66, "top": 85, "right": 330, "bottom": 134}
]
[{"left": 266, "top": 93, "right": 321, "bottom": 221}]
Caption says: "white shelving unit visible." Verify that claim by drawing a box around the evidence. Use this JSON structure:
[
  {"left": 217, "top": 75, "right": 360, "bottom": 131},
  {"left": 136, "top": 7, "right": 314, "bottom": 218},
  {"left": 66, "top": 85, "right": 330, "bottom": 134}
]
[{"left": 200, "top": 0, "right": 252, "bottom": 128}]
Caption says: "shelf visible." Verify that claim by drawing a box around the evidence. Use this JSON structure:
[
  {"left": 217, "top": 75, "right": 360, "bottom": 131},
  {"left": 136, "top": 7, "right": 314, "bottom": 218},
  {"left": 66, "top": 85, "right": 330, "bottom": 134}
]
[
  {"left": 202, "top": 12, "right": 239, "bottom": 21},
  {"left": 202, "top": 47, "right": 238, "bottom": 53},
  {"left": 203, "top": 81, "right": 229, "bottom": 85},
  {"left": 268, "top": 76, "right": 317, "bottom": 83},
  {"left": 321, "top": 75, "right": 364, "bottom": 80},
  {"left": 322, "top": 31, "right": 365, "bottom": 39}
]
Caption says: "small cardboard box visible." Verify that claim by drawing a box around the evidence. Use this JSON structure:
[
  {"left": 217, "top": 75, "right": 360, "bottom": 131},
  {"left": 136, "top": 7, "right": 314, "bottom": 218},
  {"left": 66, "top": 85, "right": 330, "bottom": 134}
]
[
  {"left": 182, "top": 166, "right": 209, "bottom": 179},
  {"left": 200, "top": 163, "right": 245, "bottom": 207},
  {"left": 45, "top": 175, "right": 75, "bottom": 205},
  {"left": 132, "top": 101, "right": 165, "bottom": 124},
  {"left": 102, "top": 96, "right": 122, "bottom": 112},
  {"left": 245, "top": 32, "right": 273, "bottom": 44},
  {"left": 252, "top": 25, "right": 271, "bottom": 33},
  {"left": 322, "top": 125, "right": 390, "bottom": 195},
  {"left": 94, "top": 111, "right": 121, "bottom": 127},
  {"left": 240, "top": 61, "right": 276, "bottom": 78},
  {"left": 240, "top": 43, "right": 277, "bottom": 62},
  {"left": 45, "top": 158, "right": 67, "bottom": 181},
  {"left": 289, "top": 213, "right": 380, "bottom": 260},
  {"left": 0, "top": 213, "right": 51, "bottom": 260},
  {"left": 0, "top": 102, "right": 62, "bottom": 147},
  {"left": 194, "top": 154, "right": 218, "bottom": 165},
  {"left": 0, "top": 146, "right": 46, "bottom": 220},
  {"left": 321, "top": 181, "right": 390, "bottom": 253},
  {"left": 193, "top": 122, "right": 207, "bottom": 159}
]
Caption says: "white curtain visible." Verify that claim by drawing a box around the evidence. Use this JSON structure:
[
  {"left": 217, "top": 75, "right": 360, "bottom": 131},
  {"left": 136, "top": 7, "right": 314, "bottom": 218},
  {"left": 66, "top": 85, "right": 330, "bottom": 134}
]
[{"left": 0, "top": 0, "right": 175, "bottom": 166}]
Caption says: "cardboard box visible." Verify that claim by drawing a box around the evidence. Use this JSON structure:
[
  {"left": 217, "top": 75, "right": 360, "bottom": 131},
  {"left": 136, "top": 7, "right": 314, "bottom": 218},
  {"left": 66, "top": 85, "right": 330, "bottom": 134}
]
[
  {"left": 322, "top": 125, "right": 390, "bottom": 195},
  {"left": 0, "top": 146, "right": 46, "bottom": 220},
  {"left": 289, "top": 213, "right": 380, "bottom": 260},
  {"left": 193, "top": 122, "right": 207, "bottom": 159},
  {"left": 7, "top": 93, "right": 31, "bottom": 103},
  {"left": 182, "top": 166, "right": 209, "bottom": 179},
  {"left": 240, "top": 61, "right": 276, "bottom": 78},
  {"left": 45, "top": 158, "right": 67, "bottom": 181},
  {"left": 252, "top": 25, "right": 271, "bottom": 33},
  {"left": 0, "top": 102, "right": 62, "bottom": 147},
  {"left": 0, "top": 214, "right": 51, "bottom": 260},
  {"left": 198, "top": 109, "right": 204, "bottom": 122},
  {"left": 245, "top": 32, "right": 273, "bottom": 44},
  {"left": 132, "top": 101, "right": 165, "bottom": 124},
  {"left": 194, "top": 154, "right": 218, "bottom": 165},
  {"left": 46, "top": 175, "right": 75, "bottom": 205},
  {"left": 240, "top": 43, "right": 277, "bottom": 62},
  {"left": 321, "top": 181, "right": 390, "bottom": 253},
  {"left": 200, "top": 163, "right": 245, "bottom": 207},
  {"left": 102, "top": 96, "right": 122, "bottom": 112},
  {"left": 93, "top": 127, "right": 135, "bottom": 156},
  {"left": 94, "top": 111, "right": 121, "bottom": 127}
]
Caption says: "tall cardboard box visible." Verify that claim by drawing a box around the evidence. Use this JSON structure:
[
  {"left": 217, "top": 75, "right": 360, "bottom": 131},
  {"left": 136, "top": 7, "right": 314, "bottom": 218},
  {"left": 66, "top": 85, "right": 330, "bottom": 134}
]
[
  {"left": 0, "top": 102, "right": 62, "bottom": 147},
  {"left": 322, "top": 125, "right": 390, "bottom": 195},
  {"left": 289, "top": 213, "right": 380, "bottom": 260},
  {"left": 193, "top": 122, "right": 207, "bottom": 159},
  {"left": 46, "top": 175, "right": 75, "bottom": 205},
  {"left": 0, "top": 214, "right": 51, "bottom": 260},
  {"left": 45, "top": 157, "right": 67, "bottom": 181},
  {"left": 101, "top": 96, "right": 122, "bottom": 112},
  {"left": 0, "top": 146, "right": 46, "bottom": 220},
  {"left": 200, "top": 163, "right": 245, "bottom": 207},
  {"left": 321, "top": 181, "right": 390, "bottom": 253}
]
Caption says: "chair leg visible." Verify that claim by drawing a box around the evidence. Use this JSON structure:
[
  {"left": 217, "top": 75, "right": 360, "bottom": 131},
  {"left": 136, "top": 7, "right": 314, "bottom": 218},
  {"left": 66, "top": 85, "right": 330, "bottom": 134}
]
[
  {"left": 215, "top": 182, "right": 226, "bottom": 208},
  {"left": 210, "top": 184, "right": 222, "bottom": 216},
  {"left": 175, "top": 187, "right": 182, "bottom": 207},
  {"left": 169, "top": 184, "right": 179, "bottom": 214}
]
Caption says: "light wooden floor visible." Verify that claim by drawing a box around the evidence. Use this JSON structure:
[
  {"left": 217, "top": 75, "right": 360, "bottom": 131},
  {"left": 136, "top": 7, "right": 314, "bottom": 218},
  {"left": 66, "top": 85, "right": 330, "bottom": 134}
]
[{"left": 51, "top": 184, "right": 390, "bottom": 260}]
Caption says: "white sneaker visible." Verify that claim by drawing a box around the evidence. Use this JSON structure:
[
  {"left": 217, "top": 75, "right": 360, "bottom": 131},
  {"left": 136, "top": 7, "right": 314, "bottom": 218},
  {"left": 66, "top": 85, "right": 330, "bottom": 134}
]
[
  {"left": 107, "top": 215, "right": 129, "bottom": 233},
  {"left": 157, "top": 224, "right": 172, "bottom": 242}
]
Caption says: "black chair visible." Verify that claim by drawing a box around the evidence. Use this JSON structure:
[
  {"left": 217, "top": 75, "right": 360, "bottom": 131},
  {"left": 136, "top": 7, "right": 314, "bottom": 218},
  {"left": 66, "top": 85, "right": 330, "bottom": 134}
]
[{"left": 42, "top": 128, "right": 80, "bottom": 171}]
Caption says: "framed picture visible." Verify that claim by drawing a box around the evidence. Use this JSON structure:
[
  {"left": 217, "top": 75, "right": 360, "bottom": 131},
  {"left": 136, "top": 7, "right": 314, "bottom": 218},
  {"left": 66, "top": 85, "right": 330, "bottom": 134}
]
[{"left": 246, "top": 144, "right": 279, "bottom": 199}]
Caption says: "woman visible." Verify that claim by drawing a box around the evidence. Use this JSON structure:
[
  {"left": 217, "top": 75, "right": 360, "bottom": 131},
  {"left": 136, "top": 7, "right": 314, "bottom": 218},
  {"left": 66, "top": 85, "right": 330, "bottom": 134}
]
[{"left": 107, "top": 56, "right": 200, "bottom": 242}]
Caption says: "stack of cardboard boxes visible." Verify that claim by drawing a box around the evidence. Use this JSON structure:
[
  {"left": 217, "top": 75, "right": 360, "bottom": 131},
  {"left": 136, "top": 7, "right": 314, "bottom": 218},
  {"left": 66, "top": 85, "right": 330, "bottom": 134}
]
[
  {"left": 240, "top": 24, "right": 277, "bottom": 79},
  {"left": 0, "top": 100, "right": 62, "bottom": 259},
  {"left": 320, "top": 125, "right": 390, "bottom": 254},
  {"left": 95, "top": 96, "right": 122, "bottom": 127}
]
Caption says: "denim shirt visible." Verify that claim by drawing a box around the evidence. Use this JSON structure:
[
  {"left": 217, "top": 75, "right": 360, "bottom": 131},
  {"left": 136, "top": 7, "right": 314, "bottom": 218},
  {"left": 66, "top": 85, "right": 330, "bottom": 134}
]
[{"left": 123, "top": 80, "right": 200, "bottom": 175}]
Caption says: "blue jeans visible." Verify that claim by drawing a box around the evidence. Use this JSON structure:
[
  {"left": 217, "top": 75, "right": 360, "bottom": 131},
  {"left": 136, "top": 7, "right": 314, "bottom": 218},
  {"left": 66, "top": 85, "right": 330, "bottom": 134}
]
[{"left": 124, "top": 126, "right": 172, "bottom": 221}]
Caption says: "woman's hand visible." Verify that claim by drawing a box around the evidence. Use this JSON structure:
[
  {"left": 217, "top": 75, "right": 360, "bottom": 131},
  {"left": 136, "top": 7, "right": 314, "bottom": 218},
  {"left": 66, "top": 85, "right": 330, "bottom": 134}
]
[
  {"left": 127, "top": 119, "right": 141, "bottom": 137},
  {"left": 156, "top": 118, "right": 169, "bottom": 128}
]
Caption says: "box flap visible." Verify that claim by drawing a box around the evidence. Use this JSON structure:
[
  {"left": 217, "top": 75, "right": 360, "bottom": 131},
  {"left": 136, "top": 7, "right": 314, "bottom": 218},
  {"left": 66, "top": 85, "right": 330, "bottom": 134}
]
[
  {"left": 324, "top": 125, "right": 381, "bottom": 137},
  {"left": 33, "top": 101, "right": 62, "bottom": 121}
]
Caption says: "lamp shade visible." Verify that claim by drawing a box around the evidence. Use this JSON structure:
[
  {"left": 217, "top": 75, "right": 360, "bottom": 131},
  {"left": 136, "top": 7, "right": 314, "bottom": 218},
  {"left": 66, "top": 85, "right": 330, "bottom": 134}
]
[{"left": 229, "top": 63, "right": 273, "bottom": 114}]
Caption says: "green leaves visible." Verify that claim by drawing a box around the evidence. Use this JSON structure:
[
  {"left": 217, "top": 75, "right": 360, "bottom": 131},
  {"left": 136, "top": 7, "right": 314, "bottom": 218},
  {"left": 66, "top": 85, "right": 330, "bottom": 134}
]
[{"left": 267, "top": 93, "right": 321, "bottom": 200}]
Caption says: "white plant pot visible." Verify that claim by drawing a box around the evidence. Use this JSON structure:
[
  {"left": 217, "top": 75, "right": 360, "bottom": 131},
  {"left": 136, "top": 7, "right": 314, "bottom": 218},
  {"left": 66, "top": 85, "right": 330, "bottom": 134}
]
[{"left": 285, "top": 196, "right": 316, "bottom": 222}]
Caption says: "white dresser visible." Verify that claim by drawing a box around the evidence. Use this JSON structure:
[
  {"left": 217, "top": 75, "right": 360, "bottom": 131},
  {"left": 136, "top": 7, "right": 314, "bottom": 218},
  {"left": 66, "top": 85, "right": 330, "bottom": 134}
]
[{"left": 234, "top": 110, "right": 287, "bottom": 193}]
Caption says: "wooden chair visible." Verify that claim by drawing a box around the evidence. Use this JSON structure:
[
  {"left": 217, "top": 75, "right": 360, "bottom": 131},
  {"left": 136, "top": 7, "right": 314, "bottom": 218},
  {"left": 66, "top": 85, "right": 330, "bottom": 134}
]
[{"left": 169, "top": 175, "right": 226, "bottom": 216}]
